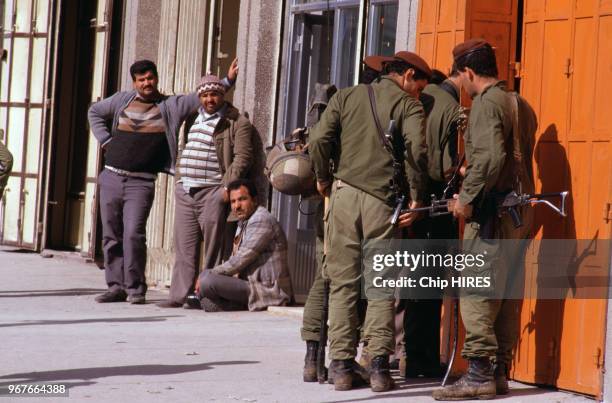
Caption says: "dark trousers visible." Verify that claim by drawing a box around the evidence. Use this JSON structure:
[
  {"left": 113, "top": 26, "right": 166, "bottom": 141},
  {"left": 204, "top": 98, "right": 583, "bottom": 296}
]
[
  {"left": 198, "top": 270, "right": 249, "bottom": 306},
  {"left": 169, "top": 184, "right": 232, "bottom": 304},
  {"left": 98, "top": 169, "right": 155, "bottom": 296}
]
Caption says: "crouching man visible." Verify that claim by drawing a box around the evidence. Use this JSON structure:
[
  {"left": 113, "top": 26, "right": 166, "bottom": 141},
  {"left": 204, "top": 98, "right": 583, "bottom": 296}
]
[{"left": 194, "top": 179, "right": 293, "bottom": 312}]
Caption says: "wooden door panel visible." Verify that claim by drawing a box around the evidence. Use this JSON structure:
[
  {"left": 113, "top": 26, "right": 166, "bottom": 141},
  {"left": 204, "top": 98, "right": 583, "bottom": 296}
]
[
  {"left": 539, "top": 20, "right": 571, "bottom": 143},
  {"left": 434, "top": 31, "right": 454, "bottom": 72},
  {"left": 576, "top": 0, "right": 597, "bottom": 17},
  {"left": 567, "top": 142, "right": 591, "bottom": 239},
  {"left": 594, "top": 16, "right": 612, "bottom": 141},
  {"left": 545, "top": 0, "right": 573, "bottom": 18},
  {"left": 521, "top": 21, "right": 543, "bottom": 113},
  {"left": 601, "top": 0, "right": 612, "bottom": 14},
  {"left": 419, "top": 0, "right": 438, "bottom": 32},
  {"left": 588, "top": 143, "right": 612, "bottom": 238},
  {"left": 471, "top": 0, "right": 513, "bottom": 15},
  {"left": 439, "top": 0, "right": 456, "bottom": 29},
  {"left": 569, "top": 18, "right": 595, "bottom": 142},
  {"left": 470, "top": 20, "right": 513, "bottom": 86},
  {"left": 524, "top": 0, "right": 544, "bottom": 21},
  {"left": 417, "top": 33, "right": 435, "bottom": 66}
]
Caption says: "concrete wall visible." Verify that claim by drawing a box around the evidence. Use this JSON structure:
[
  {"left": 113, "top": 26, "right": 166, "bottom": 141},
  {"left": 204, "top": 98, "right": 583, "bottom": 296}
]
[
  {"left": 120, "top": 0, "right": 162, "bottom": 90},
  {"left": 395, "top": 0, "right": 419, "bottom": 52},
  {"left": 233, "top": 0, "right": 285, "bottom": 147}
]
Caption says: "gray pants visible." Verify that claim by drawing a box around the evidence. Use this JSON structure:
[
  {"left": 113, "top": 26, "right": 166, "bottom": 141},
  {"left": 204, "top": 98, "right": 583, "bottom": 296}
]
[
  {"left": 98, "top": 169, "right": 155, "bottom": 296},
  {"left": 198, "top": 270, "right": 249, "bottom": 306},
  {"left": 169, "top": 183, "right": 231, "bottom": 304}
]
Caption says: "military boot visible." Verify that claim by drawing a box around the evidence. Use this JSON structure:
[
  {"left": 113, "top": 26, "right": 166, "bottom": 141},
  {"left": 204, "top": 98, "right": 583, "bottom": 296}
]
[
  {"left": 303, "top": 341, "right": 319, "bottom": 382},
  {"left": 432, "top": 357, "right": 496, "bottom": 400},
  {"left": 494, "top": 362, "right": 509, "bottom": 395},
  {"left": 329, "top": 359, "right": 370, "bottom": 391},
  {"left": 370, "top": 355, "right": 395, "bottom": 392}
]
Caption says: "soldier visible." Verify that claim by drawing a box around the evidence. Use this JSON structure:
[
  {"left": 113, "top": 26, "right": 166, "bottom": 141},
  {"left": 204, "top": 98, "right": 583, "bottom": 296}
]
[
  {"left": 0, "top": 139, "right": 13, "bottom": 197},
  {"left": 309, "top": 51, "right": 431, "bottom": 392},
  {"left": 432, "top": 39, "right": 536, "bottom": 400},
  {"left": 300, "top": 55, "right": 390, "bottom": 383},
  {"left": 402, "top": 66, "right": 464, "bottom": 378}
]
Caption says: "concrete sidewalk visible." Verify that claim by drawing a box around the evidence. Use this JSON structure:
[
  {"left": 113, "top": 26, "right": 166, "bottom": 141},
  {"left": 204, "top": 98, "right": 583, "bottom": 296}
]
[{"left": 0, "top": 248, "right": 593, "bottom": 403}]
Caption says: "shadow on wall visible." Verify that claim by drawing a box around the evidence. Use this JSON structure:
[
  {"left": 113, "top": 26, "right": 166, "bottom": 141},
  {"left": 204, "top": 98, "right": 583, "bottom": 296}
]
[{"left": 528, "top": 124, "right": 576, "bottom": 385}]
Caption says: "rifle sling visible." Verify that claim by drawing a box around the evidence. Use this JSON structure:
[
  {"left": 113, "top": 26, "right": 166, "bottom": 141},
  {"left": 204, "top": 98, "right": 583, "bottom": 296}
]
[{"left": 366, "top": 84, "right": 392, "bottom": 151}]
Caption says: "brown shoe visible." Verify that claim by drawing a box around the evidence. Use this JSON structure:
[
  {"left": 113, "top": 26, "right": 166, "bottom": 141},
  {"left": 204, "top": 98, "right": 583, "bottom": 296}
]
[
  {"left": 494, "top": 362, "right": 509, "bottom": 395},
  {"left": 370, "top": 355, "right": 395, "bottom": 392},
  {"left": 432, "top": 357, "right": 496, "bottom": 400}
]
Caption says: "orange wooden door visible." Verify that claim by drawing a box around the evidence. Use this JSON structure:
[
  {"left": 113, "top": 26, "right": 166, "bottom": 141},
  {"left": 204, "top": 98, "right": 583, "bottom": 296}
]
[{"left": 511, "top": 0, "right": 612, "bottom": 397}]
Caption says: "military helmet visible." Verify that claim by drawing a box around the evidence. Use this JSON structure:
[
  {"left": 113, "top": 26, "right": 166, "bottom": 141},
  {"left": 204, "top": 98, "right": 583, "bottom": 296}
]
[{"left": 265, "top": 130, "right": 318, "bottom": 198}]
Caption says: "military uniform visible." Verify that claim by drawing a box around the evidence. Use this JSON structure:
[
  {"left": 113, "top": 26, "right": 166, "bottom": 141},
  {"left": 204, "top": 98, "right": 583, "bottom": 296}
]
[
  {"left": 433, "top": 79, "right": 537, "bottom": 400},
  {"left": 459, "top": 80, "right": 536, "bottom": 361},
  {"left": 309, "top": 76, "right": 428, "bottom": 375},
  {"left": 0, "top": 140, "right": 13, "bottom": 197},
  {"left": 402, "top": 80, "right": 463, "bottom": 377}
]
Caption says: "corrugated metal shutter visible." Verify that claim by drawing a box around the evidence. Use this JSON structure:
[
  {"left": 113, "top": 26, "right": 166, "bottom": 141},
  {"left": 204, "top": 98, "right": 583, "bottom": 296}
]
[{"left": 145, "top": 0, "right": 209, "bottom": 287}]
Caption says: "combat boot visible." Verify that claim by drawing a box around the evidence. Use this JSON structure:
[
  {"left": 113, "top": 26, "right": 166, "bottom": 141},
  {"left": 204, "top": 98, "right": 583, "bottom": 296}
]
[
  {"left": 494, "top": 362, "right": 509, "bottom": 395},
  {"left": 303, "top": 341, "right": 319, "bottom": 382},
  {"left": 370, "top": 355, "right": 395, "bottom": 392},
  {"left": 432, "top": 357, "right": 496, "bottom": 400},
  {"left": 329, "top": 359, "right": 369, "bottom": 391}
]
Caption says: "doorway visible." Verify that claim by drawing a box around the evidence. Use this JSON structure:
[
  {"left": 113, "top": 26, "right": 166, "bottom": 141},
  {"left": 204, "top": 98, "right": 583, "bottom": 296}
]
[{"left": 45, "top": 0, "right": 123, "bottom": 253}]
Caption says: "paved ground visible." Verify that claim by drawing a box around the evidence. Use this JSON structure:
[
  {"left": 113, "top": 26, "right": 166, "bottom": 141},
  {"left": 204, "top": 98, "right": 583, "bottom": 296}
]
[{"left": 0, "top": 248, "right": 594, "bottom": 402}]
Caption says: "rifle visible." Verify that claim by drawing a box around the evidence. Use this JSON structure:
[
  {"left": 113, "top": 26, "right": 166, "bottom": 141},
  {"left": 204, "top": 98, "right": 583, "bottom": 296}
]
[
  {"left": 400, "top": 191, "right": 569, "bottom": 220},
  {"left": 385, "top": 119, "right": 411, "bottom": 226}
]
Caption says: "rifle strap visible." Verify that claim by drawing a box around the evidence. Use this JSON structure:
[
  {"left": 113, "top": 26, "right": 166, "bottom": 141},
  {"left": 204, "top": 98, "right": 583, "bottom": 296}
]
[
  {"left": 366, "top": 84, "right": 392, "bottom": 151},
  {"left": 509, "top": 93, "right": 524, "bottom": 193}
]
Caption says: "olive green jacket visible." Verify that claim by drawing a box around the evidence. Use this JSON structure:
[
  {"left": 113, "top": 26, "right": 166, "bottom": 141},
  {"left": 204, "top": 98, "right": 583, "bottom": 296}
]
[
  {"left": 0, "top": 140, "right": 13, "bottom": 196},
  {"left": 309, "top": 77, "right": 428, "bottom": 204},
  {"left": 422, "top": 81, "right": 461, "bottom": 183},
  {"left": 459, "top": 81, "right": 537, "bottom": 206}
]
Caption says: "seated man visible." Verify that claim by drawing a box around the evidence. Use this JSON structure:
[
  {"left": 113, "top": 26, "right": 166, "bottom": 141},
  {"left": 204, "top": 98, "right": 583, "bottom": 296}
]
[{"left": 195, "top": 179, "right": 293, "bottom": 312}]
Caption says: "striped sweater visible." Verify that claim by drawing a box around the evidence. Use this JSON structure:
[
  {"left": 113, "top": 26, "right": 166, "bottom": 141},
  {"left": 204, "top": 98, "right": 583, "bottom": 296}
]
[{"left": 176, "top": 105, "right": 227, "bottom": 190}]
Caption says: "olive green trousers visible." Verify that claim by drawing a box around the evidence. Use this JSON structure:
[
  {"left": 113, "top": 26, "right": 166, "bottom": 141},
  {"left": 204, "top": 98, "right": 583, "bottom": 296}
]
[{"left": 324, "top": 181, "right": 396, "bottom": 360}]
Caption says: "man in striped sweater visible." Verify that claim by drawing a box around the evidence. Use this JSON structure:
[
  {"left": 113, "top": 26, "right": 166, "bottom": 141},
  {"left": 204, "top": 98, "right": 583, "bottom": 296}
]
[{"left": 157, "top": 75, "right": 257, "bottom": 308}]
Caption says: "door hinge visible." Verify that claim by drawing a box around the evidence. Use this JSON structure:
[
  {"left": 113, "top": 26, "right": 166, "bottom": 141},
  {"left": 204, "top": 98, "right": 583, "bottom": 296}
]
[
  {"left": 604, "top": 202, "right": 611, "bottom": 224},
  {"left": 37, "top": 221, "right": 43, "bottom": 234}
]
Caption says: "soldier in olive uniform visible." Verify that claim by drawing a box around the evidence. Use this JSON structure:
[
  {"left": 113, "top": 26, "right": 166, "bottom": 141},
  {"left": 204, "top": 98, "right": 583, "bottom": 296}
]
[
  {"left": 402, "top": 67, "right": 464, "bottom": 378},
  {"left": 0, "top": 140, "right": 13, "bottom": 197},
  {"left": 433, "top": 39, "right": 537, "bottom": 400},
  {"left": 309, "top": 52, "right": 431, "bottom": 392},
  {"left": 301, "top": 55, "right": 391, "bottom": 383}
]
